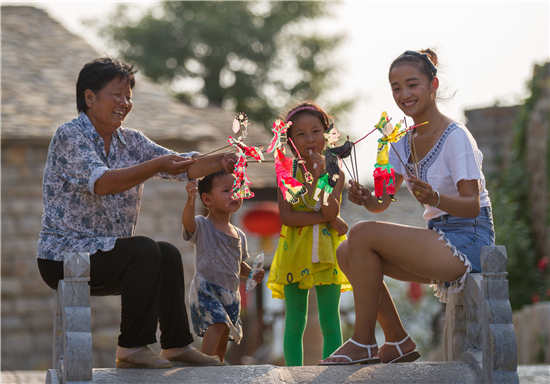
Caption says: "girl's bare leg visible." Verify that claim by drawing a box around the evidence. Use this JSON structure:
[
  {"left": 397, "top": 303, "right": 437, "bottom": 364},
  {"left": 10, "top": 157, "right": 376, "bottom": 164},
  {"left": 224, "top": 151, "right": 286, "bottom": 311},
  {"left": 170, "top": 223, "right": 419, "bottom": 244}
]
[{"left": 322, "top": 221, "right": 466, "bottom": 363}]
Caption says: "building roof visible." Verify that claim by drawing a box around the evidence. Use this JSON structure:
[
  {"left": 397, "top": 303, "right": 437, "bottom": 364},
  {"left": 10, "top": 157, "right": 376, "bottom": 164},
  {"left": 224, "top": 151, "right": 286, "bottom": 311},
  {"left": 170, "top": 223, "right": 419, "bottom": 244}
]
[{"left": 1, "top": 5, "right": 274, "bottom": 187}]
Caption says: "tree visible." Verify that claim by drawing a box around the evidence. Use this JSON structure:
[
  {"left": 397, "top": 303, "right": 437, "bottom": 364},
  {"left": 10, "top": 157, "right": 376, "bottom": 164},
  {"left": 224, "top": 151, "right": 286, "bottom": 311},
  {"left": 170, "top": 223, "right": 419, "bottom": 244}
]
[
  {"left": 101, "top": 1, "right": 351, "bottom": 127},
  {"left": 489, "top": 63, "right": 550, "bottom": 310}
]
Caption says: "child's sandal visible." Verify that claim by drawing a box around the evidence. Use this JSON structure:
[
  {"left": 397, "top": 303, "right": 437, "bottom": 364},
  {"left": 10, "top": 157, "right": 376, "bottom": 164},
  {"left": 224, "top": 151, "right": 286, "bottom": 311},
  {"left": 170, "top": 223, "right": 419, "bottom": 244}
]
[
  {"left": 381, "top": 335, "right": 421, "bottom": 364},
  {"left": 319, "top": 338, "right": 380, "bottom": 365}
]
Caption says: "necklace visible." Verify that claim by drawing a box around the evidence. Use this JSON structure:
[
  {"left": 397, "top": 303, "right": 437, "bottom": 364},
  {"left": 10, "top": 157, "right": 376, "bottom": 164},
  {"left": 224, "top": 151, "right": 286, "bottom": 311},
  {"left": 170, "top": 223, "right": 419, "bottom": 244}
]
[{"left": 409, "top": 132, "right": 420, "bottom": 178}]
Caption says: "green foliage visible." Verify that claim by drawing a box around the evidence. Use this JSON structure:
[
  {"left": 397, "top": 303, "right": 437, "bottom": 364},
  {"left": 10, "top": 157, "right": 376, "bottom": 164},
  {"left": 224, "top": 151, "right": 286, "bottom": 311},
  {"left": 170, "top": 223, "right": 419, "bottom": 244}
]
[
  {"left": 101, "top": 1, "right": 351, "bottom": 128},
  {"left": 490, "top": 64, "right": 550, "bottom": 310}
]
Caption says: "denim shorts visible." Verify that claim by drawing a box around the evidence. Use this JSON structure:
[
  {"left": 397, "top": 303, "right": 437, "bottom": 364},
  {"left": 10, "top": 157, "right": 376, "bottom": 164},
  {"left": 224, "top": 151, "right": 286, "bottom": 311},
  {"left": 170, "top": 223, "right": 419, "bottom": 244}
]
[{"left": 428, "top": 206, "right": 495, "bottom": 273}]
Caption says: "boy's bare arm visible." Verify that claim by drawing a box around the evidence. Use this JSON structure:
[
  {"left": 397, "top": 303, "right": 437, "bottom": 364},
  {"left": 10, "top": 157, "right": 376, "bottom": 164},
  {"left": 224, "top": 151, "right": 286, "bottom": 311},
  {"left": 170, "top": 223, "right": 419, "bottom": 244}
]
[{"left": 182, "top": 180, "right": 198, "bottom": 235}]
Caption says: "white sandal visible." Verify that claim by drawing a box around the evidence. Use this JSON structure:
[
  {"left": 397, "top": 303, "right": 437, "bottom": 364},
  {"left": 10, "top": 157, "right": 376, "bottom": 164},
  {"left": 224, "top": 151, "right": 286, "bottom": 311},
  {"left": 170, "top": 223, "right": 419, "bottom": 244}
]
[
  {"left": 319, "top": 338, "right": 380, "bottom": 365},
  {"left": 382, "top": 335, "right": 421, "bottom": 363}
]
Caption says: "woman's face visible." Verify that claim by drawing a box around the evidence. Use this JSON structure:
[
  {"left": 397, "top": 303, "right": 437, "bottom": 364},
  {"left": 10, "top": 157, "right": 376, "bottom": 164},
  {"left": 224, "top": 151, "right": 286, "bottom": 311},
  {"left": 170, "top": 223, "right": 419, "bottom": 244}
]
[
  {"left": 86, "top": 76, "right": 133, "bottom": 133},
  {"left": 289, "top": 113, "right": 326, "bottom": 159},
  {"left": 389, "top": 63, "right": 436, "bottom": 118}
]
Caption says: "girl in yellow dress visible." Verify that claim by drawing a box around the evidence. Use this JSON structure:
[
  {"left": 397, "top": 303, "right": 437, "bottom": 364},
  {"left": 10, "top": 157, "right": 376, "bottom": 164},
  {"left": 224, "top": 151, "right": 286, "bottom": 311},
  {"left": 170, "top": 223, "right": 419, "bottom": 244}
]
[{"left": 267, "top": 102, "right": 351, "bottom": 366}]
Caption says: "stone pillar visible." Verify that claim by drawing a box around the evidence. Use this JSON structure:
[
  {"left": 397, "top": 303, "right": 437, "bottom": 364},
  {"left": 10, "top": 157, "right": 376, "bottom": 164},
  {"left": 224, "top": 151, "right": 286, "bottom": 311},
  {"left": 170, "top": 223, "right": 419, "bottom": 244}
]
[
  {"left": 46, "top": 252, "right": 92, "bottom": 384},
  {"left": 481, "top": 246, "right": 518, "bottom": 384}
]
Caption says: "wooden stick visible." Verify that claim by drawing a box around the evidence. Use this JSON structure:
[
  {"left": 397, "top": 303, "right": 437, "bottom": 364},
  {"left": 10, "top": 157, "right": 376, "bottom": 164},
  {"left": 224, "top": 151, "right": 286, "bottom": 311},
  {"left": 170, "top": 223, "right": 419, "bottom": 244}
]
[
  {"left": 353, "top": 126, "right": 377, "bottom": 145},
  {"left": 389, "top": 142, "right": 413, "bottom": 177},
  {"left": 341, "top": 158, "right": 355, "bottom": 181},
  {"left": 352, "top": 140, "right": 359, "bottom": 182},
  {"left": 196, "top": 144, "right": 232, "bottom": 158},
  {"left": 247, "top": 159, "right": 274, "bottom": 163}
]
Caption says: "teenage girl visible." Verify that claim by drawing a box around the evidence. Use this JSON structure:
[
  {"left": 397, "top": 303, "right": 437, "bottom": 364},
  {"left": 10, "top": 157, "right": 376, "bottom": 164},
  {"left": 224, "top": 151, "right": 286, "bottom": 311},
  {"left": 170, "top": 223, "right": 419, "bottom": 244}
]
[{"left": 320, "top": 49, "right": 495, "bottom": 365}]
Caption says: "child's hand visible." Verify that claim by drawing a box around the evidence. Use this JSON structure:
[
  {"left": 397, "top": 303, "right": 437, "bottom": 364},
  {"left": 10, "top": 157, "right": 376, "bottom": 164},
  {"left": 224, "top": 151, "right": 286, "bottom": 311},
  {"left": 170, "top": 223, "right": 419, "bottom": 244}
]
[
  {"left": 186, "top": 179, "right": 198, "bottom": 199},
  {"left": 253, "top": 269, "right": 265, "bottom": 284},
  {"left": 221, "top": 153, "right": 238, "bottom": 173},
  {"left": 329, "top": 216, "right": 348, "bottom": 236},
  {"left": 309, "top": 151, "right": 325, "bottom": 179}
]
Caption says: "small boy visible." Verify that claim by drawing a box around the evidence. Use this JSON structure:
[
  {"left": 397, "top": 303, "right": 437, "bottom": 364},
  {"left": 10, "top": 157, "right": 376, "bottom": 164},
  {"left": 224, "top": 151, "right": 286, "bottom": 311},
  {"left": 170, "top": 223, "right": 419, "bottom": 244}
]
[{"left": 183, "top": 170, "right": 264, "bottom": 362}]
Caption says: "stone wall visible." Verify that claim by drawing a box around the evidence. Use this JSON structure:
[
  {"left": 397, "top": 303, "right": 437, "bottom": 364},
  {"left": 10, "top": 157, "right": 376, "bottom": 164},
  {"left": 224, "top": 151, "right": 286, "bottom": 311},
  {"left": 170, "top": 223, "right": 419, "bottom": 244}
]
[{"left": 464, "top": 105, "right": 520, "bottom": 177}]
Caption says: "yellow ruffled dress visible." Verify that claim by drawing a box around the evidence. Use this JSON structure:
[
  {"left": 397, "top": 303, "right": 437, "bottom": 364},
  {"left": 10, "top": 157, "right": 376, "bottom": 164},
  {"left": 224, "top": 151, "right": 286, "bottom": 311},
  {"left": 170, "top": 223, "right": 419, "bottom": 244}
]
[{"left": 267, "top": 169, "right": 352, "bottom": 299}]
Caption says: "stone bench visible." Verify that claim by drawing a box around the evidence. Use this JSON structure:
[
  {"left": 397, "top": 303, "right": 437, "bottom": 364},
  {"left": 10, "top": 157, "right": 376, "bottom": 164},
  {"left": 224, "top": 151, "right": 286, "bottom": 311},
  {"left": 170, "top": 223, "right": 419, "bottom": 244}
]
[
  {"left": 443, "top": 245, "right": 519, "bottom": 383},
  {"left": 45, "top": 246, "right": 519, "bottom": 383}
]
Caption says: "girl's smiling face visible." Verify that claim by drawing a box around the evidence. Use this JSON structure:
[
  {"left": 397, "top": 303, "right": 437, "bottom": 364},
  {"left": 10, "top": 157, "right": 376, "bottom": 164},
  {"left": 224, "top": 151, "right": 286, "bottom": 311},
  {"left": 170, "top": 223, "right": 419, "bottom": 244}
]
[
  {"left": 289, "top": 113, "right": 326, "bottom": 159},
  {"left": 389, "top": 63, "right": 437, "bottom": 118}
]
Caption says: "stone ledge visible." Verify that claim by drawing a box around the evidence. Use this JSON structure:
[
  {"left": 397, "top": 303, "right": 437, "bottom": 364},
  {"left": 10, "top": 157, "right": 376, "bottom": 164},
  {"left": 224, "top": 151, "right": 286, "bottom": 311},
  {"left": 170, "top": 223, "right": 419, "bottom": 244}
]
[{"left": 5, "top": 364, "right": 550, "bottom": 384}]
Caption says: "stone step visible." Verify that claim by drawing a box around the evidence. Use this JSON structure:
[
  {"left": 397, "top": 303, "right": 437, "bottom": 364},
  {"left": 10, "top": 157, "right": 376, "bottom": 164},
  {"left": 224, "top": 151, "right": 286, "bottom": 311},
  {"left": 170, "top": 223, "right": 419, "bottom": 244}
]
[
  {"left": 45, "top": 362, "right": 480, "bottom": 383},
  {"left": 6, "top": 365, "right": 550, "bottom": 384}
]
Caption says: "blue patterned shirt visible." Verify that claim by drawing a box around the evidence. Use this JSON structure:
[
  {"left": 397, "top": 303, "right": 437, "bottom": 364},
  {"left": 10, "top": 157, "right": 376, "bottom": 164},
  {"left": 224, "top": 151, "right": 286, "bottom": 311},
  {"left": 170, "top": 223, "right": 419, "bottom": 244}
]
[{"left": 38, "top": 113, "right": 194, "bottom": 261}]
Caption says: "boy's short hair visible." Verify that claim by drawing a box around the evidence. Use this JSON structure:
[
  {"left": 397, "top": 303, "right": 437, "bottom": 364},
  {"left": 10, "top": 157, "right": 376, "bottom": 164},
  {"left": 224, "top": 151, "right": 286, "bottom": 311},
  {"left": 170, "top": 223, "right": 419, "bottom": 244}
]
[{"left": 197, "top": 170, "right": 228, "bottom": 204}]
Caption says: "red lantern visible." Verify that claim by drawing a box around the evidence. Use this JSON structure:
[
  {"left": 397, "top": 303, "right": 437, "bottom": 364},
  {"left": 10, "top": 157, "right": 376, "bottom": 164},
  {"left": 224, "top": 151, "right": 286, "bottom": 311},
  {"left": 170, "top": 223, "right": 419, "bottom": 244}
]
[
  {"left": 242, "top": 202, "right": 281, "bottom": 237},
  {"left": 407, "top": 282, "right": 423, "bottom": 303}
]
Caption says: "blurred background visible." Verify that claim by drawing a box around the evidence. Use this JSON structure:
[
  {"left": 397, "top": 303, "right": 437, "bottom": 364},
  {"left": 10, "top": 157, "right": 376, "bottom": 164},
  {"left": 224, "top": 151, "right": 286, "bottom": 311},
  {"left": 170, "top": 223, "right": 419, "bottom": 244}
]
[{"left": 2, "top": 0, "right": 549, "bottom": 370}]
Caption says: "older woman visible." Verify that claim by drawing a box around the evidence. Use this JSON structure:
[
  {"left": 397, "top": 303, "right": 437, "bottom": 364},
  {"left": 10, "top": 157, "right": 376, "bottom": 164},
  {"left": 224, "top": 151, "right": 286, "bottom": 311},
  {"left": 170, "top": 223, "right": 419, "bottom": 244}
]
[{"left": 37, "top": 57, "right": 234, "bottom": 368}]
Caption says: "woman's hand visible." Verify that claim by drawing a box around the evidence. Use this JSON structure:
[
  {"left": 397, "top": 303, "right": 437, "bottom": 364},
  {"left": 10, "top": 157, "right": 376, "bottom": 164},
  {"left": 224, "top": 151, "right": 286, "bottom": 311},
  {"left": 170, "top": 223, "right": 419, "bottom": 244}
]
[
  {"left": 157, "top": 155, "right": 196, "bottom": 175},
  {"left": 329, "top": 216, "right": 348, "bottom": 236},
  {"left": 348, "top": 180, "right": 370, "bottom": 206},
  {"left": 407, "top": 176, "right": 438, "bottom": 206}
]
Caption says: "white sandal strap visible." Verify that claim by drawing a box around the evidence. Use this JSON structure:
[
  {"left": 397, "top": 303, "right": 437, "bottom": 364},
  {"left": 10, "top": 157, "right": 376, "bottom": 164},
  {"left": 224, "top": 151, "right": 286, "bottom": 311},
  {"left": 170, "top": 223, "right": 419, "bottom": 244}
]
[
  {"left": 384, "top": 335, "right": 410, "bottom": 356},
  {"left": 328, "top": 354, "right": 352, "bottom": 362},
  {"left": 348, "top": 338, "right": 378, "bottom": 359}
]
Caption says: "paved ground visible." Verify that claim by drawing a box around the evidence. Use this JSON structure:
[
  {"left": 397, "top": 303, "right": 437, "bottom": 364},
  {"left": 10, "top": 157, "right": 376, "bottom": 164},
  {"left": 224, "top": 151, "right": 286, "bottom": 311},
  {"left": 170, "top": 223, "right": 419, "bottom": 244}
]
[{"left": 2, "top": 364, "right": 549, "bottom": 383}]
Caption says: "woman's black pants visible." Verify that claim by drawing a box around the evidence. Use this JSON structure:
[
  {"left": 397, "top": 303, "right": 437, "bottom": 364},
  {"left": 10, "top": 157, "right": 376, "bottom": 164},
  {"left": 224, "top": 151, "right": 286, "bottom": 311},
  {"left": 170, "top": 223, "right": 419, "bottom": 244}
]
[{"left": 37, "top": 236, "right": 194, "bottom": 349}]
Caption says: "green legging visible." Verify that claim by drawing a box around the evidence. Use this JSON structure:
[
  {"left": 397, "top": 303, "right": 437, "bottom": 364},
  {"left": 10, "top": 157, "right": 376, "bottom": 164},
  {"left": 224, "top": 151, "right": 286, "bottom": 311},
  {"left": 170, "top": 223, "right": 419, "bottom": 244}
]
[{"left": 283, "top": 283, "right": 342, "bottom": 366}]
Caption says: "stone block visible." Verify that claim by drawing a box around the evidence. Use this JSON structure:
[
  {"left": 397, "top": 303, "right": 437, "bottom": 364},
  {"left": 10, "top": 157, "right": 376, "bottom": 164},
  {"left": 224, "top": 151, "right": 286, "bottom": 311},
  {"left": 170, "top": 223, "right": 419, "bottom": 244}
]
[
  {"left": 2, "top": 331, "right": 33, "bottom": 356},
  {"left": 1, "top": 277, "right": 22, "bottom": 297},
  {"left": 63, "top": 252, "right": 90, "bottom": 279},
  {"left": 15, "top": 297, "right": 54, "bottom": 315},
  {"left": 58, "top": 282, "right": 90, "bottom": 308},
  {"left": 17, "top": 215, "right": 42, "bottom": 235},
  {"left": 483, "top": 279, "right": 510, "bottom": 301},
  {"left": 63, "top": 332, "right": 93, "bottom": 381},
  {"left": 62, "top": 306, "right": 92, "bottom": 332},
  {"left": 481, "top": 246, "right": 507, "bottom": 273},
  {"left": 484, "top": 300, "right": 513, "bottom": 324},
  {"left": 2, "top": 315, "right": 24, "bottom": 331}
]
